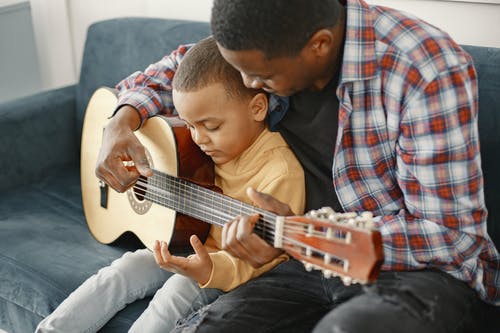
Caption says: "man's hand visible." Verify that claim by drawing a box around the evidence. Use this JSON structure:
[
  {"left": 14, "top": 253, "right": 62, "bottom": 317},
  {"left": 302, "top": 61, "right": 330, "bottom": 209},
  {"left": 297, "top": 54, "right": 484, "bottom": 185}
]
[
  {"left": 153, "top": 235, "right": 213, "bottom": 285},
  {"left": 95, "top": 106, "right": 153, "bottom": 192},
  {"left": 221, "top": 187, "right": 294, "bottom": 268}
]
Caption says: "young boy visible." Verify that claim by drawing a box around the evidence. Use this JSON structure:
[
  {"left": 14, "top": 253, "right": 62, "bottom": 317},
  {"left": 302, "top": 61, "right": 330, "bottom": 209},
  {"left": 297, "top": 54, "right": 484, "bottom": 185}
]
[{"left": 36, "top": 36, "right": 305, "bottom": 332}]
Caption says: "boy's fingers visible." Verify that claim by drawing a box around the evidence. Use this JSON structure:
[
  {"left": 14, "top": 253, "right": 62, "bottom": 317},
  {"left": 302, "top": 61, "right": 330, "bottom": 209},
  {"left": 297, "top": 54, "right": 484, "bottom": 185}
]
[
  {"left": 160, "top": 241, "right": 172, "bottom": 260},
  {"left": 152, "top": 240, "right": 165, "bottom": 264},
  {"left": 190, "top": 235, "right": 209, "bottom": 260}
]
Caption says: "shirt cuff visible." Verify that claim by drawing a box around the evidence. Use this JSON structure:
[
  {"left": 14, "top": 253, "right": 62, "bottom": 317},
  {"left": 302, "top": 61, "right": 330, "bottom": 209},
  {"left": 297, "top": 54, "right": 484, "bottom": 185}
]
[{"left": 199, "top": 252, "right": 236, "bottom": 291}]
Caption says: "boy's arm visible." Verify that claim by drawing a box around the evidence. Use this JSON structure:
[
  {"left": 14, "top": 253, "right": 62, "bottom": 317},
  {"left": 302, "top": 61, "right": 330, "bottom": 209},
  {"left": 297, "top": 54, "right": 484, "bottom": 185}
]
[{"left": 201, "top": 169, "right": 306, "bottom": 291}]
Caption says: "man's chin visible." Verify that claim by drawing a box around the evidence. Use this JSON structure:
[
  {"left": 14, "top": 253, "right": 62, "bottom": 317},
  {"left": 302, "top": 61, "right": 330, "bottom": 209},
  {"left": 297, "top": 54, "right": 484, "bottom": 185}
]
[{"left": 267, "top": 89, "right": 295, "bottom": 97}]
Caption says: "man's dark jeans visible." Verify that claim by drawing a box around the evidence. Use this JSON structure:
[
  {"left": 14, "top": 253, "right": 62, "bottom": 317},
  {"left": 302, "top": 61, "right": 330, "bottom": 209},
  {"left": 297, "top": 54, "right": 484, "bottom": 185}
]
[{"left": 173, "top": 259, "right": 497, "bottom": 333}]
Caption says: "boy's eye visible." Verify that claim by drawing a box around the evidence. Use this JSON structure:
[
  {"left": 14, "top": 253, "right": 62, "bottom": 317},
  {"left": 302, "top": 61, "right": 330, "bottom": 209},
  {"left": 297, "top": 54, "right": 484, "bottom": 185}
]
[{"left": 205, "top": 124, "right": 220, "bottom": 131}]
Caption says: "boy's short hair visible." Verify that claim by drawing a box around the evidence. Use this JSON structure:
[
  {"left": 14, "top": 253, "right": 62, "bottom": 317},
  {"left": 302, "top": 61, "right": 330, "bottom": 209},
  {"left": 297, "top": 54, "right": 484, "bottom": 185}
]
[{"left": 173, "top": 36, "right": 255, "bottom": 99}]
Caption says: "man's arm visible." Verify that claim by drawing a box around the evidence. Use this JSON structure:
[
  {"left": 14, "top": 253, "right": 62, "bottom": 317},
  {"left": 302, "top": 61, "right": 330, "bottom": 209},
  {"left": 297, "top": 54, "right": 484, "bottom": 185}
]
[
  {"left": 375, "top": 59, "right": 497, "bottom": 303},
  {"left": 95, "top": 44, "right": 192, "bottom": 192}
]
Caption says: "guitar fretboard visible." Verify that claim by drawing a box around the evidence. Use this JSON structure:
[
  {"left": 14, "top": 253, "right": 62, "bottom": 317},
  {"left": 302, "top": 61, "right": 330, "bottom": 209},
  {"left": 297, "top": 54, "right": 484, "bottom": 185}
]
[{"left": 136, "top": 170, "right": 278, "bottom": 243}]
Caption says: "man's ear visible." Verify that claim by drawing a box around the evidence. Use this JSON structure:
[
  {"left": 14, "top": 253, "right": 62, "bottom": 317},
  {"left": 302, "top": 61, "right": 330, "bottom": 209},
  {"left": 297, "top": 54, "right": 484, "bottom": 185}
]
[
  {"left": 248, "top": 92, "right": 268, "bottom": 122},
  {"left": 306, "top": 28, "right": 335, "bottom": 58}
]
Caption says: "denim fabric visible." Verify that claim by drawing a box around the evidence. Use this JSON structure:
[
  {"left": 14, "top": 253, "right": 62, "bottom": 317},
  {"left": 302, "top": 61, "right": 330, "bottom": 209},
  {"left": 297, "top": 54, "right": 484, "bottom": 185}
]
[
  {"left": 173, "top": 259, "right": 497, "bottom": 333},
  {"left": 36, "top": 249, "right": 223, "bottom": 333}
]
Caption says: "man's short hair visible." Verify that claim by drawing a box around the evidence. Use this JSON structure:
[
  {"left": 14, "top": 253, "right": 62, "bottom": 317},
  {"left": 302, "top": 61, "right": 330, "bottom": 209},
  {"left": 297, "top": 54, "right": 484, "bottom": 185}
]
[
  {"left": 211, "top": 0, "right": 343, "bottom": 58},
  {"left": 173, "top": 36, "right": 255, "bottom": 99}
]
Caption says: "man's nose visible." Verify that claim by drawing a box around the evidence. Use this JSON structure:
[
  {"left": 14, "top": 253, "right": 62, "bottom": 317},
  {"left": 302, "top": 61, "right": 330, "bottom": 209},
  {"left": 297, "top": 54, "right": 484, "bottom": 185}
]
[{"left": 242, "top": 74, "right": 264, "bottom": 89}]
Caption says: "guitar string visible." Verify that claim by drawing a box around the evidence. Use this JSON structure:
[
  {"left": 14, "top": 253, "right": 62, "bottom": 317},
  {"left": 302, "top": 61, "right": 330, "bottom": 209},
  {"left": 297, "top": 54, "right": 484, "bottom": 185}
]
[
  {"left": 135, "top": 174, "right": 352, "bottom": 241},
  {"left": 132, "top": 179, "right": 344, "bottom": 257},
  {"left": 135, "top": 176, "right": 314, "bottom": 239},
  {"left": 134, "top": 178, "right": 280, "bottom": 241},
  {"left": 136, "top": 174, "right": 277, "bottom": 228}
]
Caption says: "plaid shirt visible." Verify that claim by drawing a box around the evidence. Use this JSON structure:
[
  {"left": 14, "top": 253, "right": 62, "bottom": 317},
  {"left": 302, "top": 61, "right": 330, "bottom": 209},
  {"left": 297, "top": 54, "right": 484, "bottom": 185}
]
[{"left": 116, "top": 0, "right": 499, "bottom": 304}]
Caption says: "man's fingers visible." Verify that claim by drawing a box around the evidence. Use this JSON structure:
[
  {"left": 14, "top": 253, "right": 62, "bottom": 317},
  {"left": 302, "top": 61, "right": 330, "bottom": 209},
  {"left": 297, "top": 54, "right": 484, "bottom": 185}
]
[
  {"left": 247, "top": 187, "right": 294, "bottom": 216},
  {"left": 222, "top": 215, "right": 261, "bottom": 267},
  {"left": 126, "top": 145, "right": 153, "bottom": 177},
  {"left": 95, "top": 120, "right": 151, "bottom": 192},
  {"left": 96, "top": 157, "right": 140, "bottom": 193},
  {"left": 236, "top": 214, "right": 259, "bottom": 242}
]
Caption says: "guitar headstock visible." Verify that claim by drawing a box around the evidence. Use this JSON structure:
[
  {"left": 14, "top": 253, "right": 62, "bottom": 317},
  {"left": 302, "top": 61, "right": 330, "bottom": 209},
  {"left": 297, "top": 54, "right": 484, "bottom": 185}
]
[{"left": 277, "top": 207, "right": 384, "bottom": 285}]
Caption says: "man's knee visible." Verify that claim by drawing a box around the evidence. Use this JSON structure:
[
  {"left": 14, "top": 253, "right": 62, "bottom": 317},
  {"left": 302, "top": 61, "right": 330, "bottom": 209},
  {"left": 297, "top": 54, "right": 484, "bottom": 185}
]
[{"left": 312, "top": 294, "right": 429, "bottom": 333}]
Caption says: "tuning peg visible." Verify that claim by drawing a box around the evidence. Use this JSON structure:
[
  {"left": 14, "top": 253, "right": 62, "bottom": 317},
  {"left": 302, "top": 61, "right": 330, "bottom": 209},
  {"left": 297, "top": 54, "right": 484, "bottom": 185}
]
[
  {"left": 303, "top": 262, "right": 314, "bottom": 272},
  {"left": 342, "top": 276, "right": 352, "bottom": 285},
  {"left": 362, "top": 212, "right": 375, "bottom": 229},
  {"left": 323, "top": 269, "right": 333, "bottom": 278},
  {"left": 361, "top": 211, "right": 373, "bottom": 219}
]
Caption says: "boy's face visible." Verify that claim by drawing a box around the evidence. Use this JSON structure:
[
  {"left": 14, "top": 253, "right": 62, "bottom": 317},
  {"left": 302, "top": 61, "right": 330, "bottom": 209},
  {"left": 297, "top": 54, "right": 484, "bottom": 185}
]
[{"left": 173, "top": 83, "right": 266, "bottom": 165}]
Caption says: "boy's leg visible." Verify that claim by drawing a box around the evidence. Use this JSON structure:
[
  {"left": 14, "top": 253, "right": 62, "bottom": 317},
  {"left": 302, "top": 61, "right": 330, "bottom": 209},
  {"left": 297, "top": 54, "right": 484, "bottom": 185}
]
[
  {"left": 314, "top": 269, "right": 493, "bottom": 333},
  {"left": 36, "top": 249, "right": 172, "bottom": 333},
  {"left": 130, "top": 274, "right": 224, "bottom": 333}
]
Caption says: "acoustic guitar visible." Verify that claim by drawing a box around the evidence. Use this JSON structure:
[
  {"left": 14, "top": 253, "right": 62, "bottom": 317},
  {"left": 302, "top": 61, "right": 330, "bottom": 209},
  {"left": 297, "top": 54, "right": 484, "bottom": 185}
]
[{"left": 81, "top": 87, "right": 384, "bottom": 284}]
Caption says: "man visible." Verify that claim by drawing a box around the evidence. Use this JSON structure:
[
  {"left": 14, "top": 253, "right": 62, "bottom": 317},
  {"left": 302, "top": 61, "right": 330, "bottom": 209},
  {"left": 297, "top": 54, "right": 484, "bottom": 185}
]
[{"left": 96, "top": 0, "right": 500, "bottom": 332}]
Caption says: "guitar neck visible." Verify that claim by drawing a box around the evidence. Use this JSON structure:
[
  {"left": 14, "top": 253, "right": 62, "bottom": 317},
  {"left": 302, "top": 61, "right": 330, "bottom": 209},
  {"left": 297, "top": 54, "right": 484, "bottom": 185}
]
[{"left": 136, "top": 169, "right": 278, "bottom": 244}]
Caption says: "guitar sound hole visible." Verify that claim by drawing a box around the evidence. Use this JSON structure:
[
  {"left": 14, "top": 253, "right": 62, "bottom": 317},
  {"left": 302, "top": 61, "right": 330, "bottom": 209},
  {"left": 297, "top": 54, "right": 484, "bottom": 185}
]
[{"left": 134, "top": 175, "right": 147, "bottom": 201}]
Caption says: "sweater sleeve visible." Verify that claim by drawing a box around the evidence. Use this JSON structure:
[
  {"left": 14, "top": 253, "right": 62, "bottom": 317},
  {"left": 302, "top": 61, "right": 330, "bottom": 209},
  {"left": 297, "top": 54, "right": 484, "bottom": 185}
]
[{"left": 201, "top": 157, "right": 306, "bottom": 291}]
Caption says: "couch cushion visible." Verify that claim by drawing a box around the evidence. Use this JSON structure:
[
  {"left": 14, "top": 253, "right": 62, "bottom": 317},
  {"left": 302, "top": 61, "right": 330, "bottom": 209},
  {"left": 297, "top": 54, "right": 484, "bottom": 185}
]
[
  {"left": 76, "top": 17, "right": 211, "bottom": 140},
  {"left": 462, "top": 45, "right": 500, "bottom": 248},
  {"left": 0, "top": 165, "right": 147, "bottom": 333}
]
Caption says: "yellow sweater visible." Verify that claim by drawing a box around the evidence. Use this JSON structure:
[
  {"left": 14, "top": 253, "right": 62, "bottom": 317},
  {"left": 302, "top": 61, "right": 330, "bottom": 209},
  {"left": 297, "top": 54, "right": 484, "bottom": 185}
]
[{"left": 201, "top": 128, "right": 305, "bottom": 291}]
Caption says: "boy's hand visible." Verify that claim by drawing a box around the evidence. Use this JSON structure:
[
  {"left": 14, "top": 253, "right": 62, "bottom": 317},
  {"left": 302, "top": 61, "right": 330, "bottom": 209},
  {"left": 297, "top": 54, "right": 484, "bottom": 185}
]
[{"left": 153, "top": 235, "right": 213, "bottom": 285}]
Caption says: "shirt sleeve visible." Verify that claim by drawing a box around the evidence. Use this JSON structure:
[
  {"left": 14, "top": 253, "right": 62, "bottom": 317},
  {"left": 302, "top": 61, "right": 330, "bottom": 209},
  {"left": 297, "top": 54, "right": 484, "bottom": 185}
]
[
  {"left": 114, "top": 44, "right": 193, "bottom": 128},
  {"left": 377, "top": 59, "right": 499, "bottom": 303},
  {"left": 201, "top": 160, "right": 306, "bottom": 291}
]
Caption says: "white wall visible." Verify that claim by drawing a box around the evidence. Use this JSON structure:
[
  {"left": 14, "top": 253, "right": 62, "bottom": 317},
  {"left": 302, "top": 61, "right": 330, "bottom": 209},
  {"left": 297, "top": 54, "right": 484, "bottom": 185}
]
[
  {"left": 68, "top": 0, "right": 213, "bottom": 78},
  {"left": 29, "top": 0, "right": 500, "bottom": 93},
  {"left": 0, "top": 1, "right": 42, "bottom": 103},
  {"left": 365, "top": 0, "right": 500, "bottom": 48},
  {"left": 29, "top": 0, "right": 75, "bottom": 91}
]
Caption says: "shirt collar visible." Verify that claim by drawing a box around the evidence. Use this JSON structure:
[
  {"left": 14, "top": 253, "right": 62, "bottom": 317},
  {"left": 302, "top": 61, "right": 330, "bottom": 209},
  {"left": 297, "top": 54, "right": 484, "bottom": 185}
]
[
  {"left": 267, "top": 94, "right": 289, "bottom": 131},
  {"left": 340, "top": 0, "right": 378, "bottom": 83}
]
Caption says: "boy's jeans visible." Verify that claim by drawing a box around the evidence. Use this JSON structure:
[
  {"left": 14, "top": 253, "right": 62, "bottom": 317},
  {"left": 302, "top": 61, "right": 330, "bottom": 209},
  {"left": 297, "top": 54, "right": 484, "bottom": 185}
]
[{"left": 36, "top": 249, "right": 223, "bottom": 333}]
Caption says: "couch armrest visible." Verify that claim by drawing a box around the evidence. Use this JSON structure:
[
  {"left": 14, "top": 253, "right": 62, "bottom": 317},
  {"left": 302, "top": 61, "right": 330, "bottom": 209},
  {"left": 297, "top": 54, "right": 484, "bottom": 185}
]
[{"left": 0, "top": 85, "right": 78, "bottom": 191}]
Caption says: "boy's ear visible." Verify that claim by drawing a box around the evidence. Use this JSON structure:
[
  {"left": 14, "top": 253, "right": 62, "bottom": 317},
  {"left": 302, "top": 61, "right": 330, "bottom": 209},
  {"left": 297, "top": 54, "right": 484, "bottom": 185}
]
[{"left": 248, "top": 92, "right": 268, "bottom": 122}]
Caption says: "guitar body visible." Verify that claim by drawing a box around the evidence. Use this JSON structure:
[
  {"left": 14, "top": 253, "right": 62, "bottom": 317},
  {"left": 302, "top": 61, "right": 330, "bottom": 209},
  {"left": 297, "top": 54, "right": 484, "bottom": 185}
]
[{"left": 81, "top": 87, "right": 212, "bottom": 251}]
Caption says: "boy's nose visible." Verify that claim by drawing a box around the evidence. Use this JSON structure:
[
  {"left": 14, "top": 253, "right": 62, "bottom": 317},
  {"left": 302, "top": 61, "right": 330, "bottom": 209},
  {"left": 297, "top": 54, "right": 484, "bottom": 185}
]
[{"left": 193, "top": 130, "right": 209, "bottom": 146}]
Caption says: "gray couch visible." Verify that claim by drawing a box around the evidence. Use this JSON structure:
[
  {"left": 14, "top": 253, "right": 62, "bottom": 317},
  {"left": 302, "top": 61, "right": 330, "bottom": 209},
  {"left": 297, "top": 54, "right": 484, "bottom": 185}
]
[{"left": 0, "top": 17, "right": 498, "bottom": 333}]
